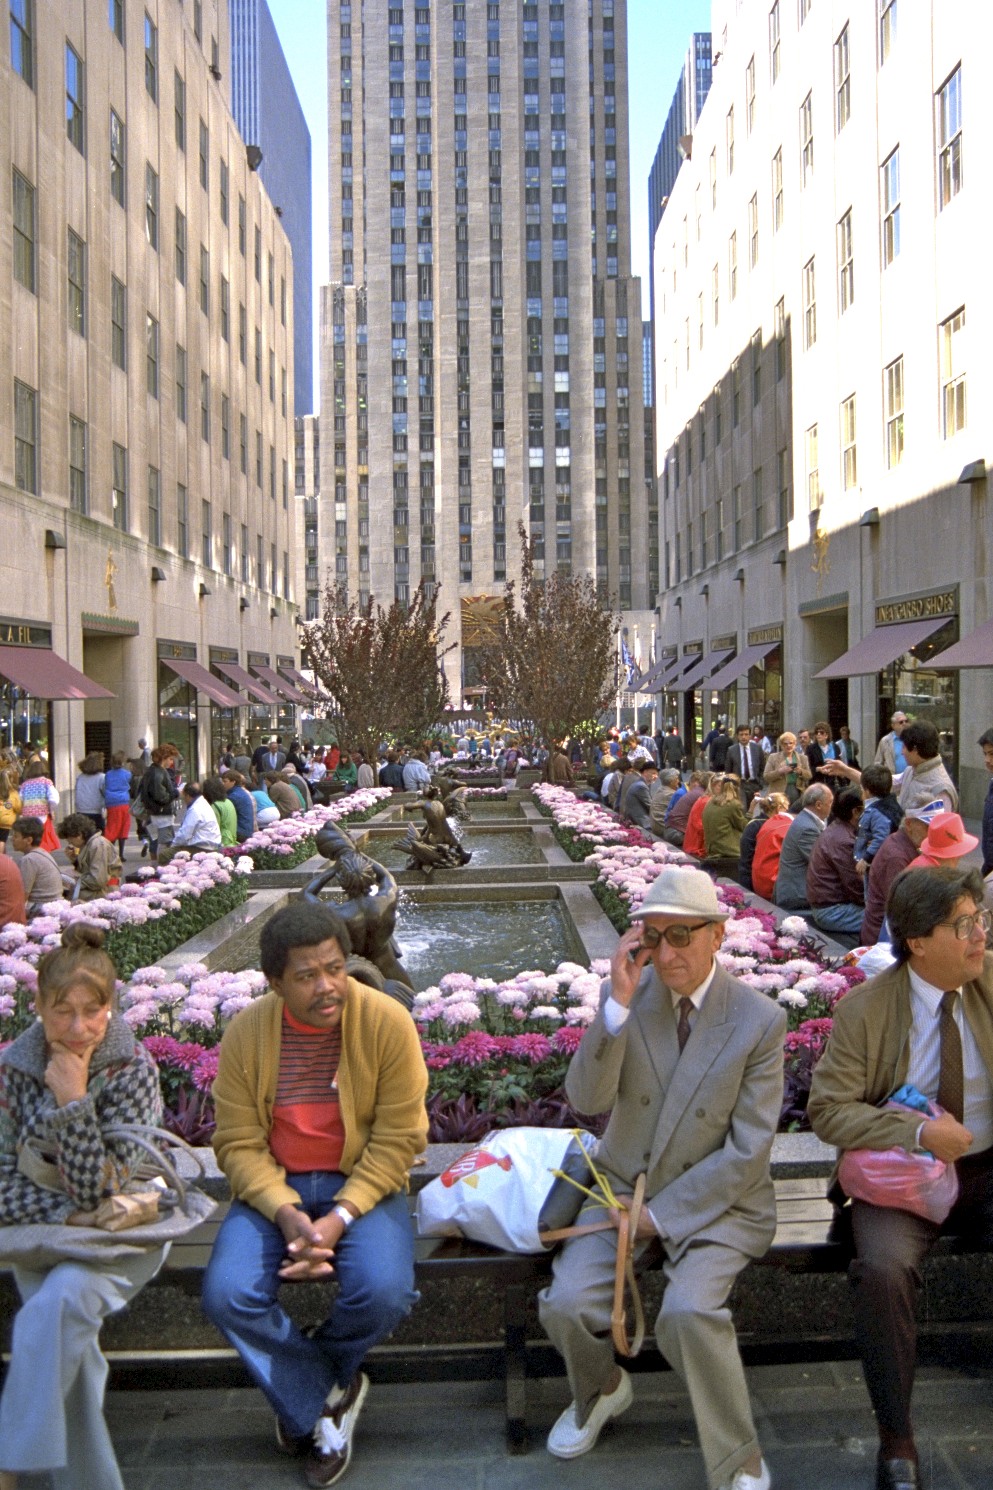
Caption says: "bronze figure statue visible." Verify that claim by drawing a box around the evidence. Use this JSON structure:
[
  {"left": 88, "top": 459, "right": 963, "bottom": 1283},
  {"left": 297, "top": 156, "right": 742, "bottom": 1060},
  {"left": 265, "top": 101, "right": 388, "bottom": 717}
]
[{"left": 402, "top": 794, "right": 473, "bottom": 879}]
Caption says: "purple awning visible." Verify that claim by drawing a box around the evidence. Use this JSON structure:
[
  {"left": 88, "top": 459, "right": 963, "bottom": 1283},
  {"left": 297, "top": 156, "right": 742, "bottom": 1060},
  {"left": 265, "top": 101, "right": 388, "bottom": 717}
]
[
  {"left": 704, "top": 644, "right": 779, "bottom": 693},
  {"left": 164, "top": 658, "right": 243, "bottom": 708},
  {"left": 214, "top": 662, "right": 281, "bottom": 705},
  {"left": 814, "top": 619, "right": 948, "bottom": 679},
  {"left": 927, "top": 619, "right": 993, "bottom": 668},
  {"left": 0, "top": 646, "right": 115, "bottom": 700}
]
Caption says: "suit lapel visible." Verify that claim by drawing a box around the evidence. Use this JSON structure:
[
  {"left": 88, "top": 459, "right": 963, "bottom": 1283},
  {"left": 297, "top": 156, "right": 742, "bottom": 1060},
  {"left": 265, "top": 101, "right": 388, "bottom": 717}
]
[
  {"left": 632, "top": 968, "right": 680, "bottom": 1092},
  {"left": 650, "top": 966, "right": 735, "bottom": 1166}
]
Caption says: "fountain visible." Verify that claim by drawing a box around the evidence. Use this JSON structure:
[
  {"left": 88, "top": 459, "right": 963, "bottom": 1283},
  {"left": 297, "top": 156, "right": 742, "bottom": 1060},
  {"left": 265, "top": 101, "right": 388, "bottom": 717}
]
[{"left": 401, "top": 790, "right": 473, "bottom": 878}]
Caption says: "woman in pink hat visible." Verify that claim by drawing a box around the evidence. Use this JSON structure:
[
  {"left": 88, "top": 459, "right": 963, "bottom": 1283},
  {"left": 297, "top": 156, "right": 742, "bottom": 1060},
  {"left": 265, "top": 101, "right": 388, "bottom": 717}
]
[{"left": 907, "top": 811, "right": 979, "bottom": 870}]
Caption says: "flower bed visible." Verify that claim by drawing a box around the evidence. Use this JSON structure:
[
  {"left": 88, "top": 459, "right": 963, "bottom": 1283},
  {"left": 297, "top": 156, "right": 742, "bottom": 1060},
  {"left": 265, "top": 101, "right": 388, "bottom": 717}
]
[
  {"left": 236, "top": 789, "right": 392, "bottom": 869},
  {"left": 462, "top": 787, "right": 510, "bottom": 799}
]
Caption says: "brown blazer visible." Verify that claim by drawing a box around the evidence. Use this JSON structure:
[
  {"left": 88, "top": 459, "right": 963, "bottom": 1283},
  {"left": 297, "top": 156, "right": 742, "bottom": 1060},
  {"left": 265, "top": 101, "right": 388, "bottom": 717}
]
[{"left": 808, "top": 953, "right": 993, "bottom": 1166}]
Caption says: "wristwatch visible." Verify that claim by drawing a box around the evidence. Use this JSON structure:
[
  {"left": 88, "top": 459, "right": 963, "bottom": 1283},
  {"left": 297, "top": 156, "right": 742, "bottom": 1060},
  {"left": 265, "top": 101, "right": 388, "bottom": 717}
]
[{"left": 332, "top": 1203, "right": 354, "bottom": 1229}]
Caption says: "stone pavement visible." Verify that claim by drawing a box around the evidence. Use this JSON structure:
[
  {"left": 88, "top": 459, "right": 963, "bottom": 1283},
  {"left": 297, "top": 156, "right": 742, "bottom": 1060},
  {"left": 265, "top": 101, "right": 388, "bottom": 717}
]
[{"left": 16, "top": 1361, "right": 992, "bottom": 1489}]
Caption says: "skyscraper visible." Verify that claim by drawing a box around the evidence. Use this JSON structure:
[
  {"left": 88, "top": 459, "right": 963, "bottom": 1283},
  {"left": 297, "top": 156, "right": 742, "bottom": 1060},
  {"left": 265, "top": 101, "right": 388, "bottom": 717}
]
[
  {"left": 322, "top": 0, "right": 645, "bottom": 695},
  {"left": 230, "top": 0, "right": 313, "bottom": 415}
]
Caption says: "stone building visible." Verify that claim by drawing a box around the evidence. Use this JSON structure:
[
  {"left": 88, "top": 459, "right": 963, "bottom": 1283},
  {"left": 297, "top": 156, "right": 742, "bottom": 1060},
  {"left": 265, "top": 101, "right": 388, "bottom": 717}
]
[
  {"left": 652, "top": 0, "right": 992, "bottom": 814},
  {"left": 1, "top": 0, "right": 302, "bottom": 791},
  {"left": 321, "top": 0, "right": 646, "bottom": 698}
]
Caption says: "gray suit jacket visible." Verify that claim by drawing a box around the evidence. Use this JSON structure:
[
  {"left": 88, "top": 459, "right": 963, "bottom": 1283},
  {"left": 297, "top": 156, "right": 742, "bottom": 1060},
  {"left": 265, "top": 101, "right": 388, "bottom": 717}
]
[
  {"left": 566, "top": 962, "right": 786, "bottom": 1261},
  {"left": 773, "top": 810, "right": 823, "bottom": 909}
]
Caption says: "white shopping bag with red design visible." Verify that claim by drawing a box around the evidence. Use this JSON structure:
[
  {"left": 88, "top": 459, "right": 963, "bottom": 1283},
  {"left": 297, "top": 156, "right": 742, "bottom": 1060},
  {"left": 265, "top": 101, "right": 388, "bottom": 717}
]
[{"left": 414, "top": 1127, "right": 598, "bottom": 1253}]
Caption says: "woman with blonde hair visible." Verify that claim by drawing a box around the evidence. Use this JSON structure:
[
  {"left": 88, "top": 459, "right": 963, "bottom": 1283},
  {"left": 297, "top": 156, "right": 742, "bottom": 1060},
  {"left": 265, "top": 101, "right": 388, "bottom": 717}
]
[
  {"left": 763, "top": 731, "right": 811, "bottom": 806},
  {"left": 702, "top": 773, "right": 749, "bottom": 867},
  {"left": 0, "top": 925, "right": 166, "bottom": 1490},
  {"left": 751, "top": 793, "right": 795, "bottom": 900},
  {"left": 0, "top": 767, "right": 22, "bottom": 846}
]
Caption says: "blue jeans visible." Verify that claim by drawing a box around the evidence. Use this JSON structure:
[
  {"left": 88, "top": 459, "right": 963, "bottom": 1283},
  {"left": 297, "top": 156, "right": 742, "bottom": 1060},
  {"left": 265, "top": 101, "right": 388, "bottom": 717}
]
[
  {"left": 202, "top": 1172, "right": 417, "bottom": 1437},
  {"left": 811, "top": 902, "right": 865, "bottom": 937}
]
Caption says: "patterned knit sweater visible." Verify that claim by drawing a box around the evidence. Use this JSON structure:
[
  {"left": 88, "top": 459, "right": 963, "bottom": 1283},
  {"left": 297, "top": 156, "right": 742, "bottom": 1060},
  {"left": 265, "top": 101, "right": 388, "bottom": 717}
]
[{"left": 0, "top": 1015, "right": 162, "bottom": 1223}]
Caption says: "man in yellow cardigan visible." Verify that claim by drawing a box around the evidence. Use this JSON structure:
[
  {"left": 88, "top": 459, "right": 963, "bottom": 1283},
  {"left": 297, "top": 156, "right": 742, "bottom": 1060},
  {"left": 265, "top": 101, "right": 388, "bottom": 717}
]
[{"left": 203, "top": 900, "right": 428, "bottom": 1488}]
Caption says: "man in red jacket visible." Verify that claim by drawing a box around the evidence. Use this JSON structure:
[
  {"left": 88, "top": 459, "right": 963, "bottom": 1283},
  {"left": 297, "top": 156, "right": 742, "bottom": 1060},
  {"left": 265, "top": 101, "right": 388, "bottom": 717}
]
[{"left": 0, "top": 846, "right": 26, "bottom": 924}]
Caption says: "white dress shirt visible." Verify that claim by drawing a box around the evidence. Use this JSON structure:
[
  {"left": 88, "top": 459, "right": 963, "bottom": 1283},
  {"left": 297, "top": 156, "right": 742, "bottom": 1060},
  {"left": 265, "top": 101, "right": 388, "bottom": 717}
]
[
  {"left": 172, "top": 793, "right": 223, "bottom": 848},
  {"left": 603, "top": 959, "right": 718, "bottom": 1035},
  {"left": 905, "top": 966, "right": 993, "bottom": 1155}
]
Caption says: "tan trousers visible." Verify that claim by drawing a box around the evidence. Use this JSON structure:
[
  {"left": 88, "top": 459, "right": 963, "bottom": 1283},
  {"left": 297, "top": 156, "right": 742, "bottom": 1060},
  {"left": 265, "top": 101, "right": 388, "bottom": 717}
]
[{"left": 539, "top": 1227, "right": 759, "bottom": 1490}]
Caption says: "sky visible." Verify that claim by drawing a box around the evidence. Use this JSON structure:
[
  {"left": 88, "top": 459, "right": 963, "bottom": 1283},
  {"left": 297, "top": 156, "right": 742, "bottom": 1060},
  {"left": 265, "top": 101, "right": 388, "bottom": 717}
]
[{"left": 266, "top": 0, "right": 712, "bottom": 407}]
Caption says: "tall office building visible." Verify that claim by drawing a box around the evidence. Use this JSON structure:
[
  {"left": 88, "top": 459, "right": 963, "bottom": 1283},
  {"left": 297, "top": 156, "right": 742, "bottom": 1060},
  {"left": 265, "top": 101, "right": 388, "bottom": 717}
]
[
  {"left": 322, "top": 0, "right": 645, "bottom": 696},
  {"left": 230, "top": 0, "right": 313, "bottom": 415}
]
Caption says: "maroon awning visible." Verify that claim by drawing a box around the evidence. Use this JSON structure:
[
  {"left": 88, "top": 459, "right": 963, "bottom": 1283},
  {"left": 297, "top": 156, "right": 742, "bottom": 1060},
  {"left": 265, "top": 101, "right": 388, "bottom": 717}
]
[
  {"left": 705, "top": 644, "right": 778, "bottom": 693},
  {"left": 252, "top": 663, "right": 306, "bottom": 703},
  {"left": 814, "top": 619, "right": 948, "bottom": 680},
  {"left": 279, "top": 665, "right": 316, "bottom": 695},
  {"left": 659, "top": 656, "right": 698, "bottom": 689},
  {"left": 673, "top": 648, "right": 733, "bottom": 693},
  {"left": 214, "top": 662, "right": 280, "bottom": 705},
  {"left": 0, "top": 646, "right": 114, "bottom": 700},
  {"left": 164, "top": 658, "right": 243, "bottom": 708},
  {"left": 927, "top": 619, "right": 993, "bottom": 668}
]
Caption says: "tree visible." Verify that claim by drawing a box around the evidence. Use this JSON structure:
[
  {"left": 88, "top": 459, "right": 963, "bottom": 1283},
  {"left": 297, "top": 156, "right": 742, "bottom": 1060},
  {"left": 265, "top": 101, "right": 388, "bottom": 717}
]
[
  {"left": 479, "top": 525, "right": 619, "bottom": 758},
  {"left": 303, "top": 581, "right": 454, "bottom": 764}
]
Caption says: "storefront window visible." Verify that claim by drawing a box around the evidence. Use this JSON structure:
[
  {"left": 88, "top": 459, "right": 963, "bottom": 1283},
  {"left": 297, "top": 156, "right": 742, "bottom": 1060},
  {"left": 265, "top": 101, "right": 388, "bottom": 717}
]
[
  {"left": 209, "top": 706, "right": 239, "bottom": 771},
  {"left": 749, "top": 644, "right": 783, "bottom": 743},
  {"left": 246, "top": 705, "right": 272, "bottom": 754},
  {"left": 157, "top": 662, "right": 197, "bottom": 777},
  {"left": 878, "top": 617, "right": 958, "bottom": 778},
  {"left": 0, "top": 684, "right": 51, "bottom": 757}
]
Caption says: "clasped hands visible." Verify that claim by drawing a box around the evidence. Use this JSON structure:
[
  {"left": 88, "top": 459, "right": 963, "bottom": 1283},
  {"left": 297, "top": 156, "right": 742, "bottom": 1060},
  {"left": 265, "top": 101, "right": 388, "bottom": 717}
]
[{"left": 274, "top": 1201, "right": 356, "bottom": 1280}]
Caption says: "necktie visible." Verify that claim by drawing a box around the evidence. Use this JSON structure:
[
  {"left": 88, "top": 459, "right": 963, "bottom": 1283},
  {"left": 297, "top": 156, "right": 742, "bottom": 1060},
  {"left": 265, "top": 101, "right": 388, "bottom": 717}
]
[
  {"left": 676, "top": 997, "right": 693, "bottom": 1054},
  {"left": 937, "top": 989, "right": 964, "bottom": 1123}
]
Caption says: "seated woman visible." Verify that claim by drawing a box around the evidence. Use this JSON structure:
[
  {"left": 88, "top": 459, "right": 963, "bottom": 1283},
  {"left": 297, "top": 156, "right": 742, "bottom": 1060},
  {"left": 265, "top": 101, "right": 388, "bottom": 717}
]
[
  {"left": 250, "top": 780, "right": 281, "bottom": 826},
  {"left": 738, "top": 794, "right": 778, "bottom": 892},
  {"left": 0, "top": 925, "right": 166, "bottom": 1490},
  {"left": 202, "top": 775, "right": 238, "bottom": 846},
  {"left": 750, "top": 793, "right": 794, "bottom": 900},
  {"left": 57, "top": 812, "right": 122, "bottom": 900},
  {"left": 701, "top": 773, "right": 748, "bottom": 870}
]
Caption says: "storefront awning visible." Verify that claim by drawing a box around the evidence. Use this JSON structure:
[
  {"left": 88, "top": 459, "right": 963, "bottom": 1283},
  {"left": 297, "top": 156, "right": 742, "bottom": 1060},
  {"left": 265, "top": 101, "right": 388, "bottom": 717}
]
[
  {"left": 633, "top": 662, "right": 666, "bottom": 693},
  {"left": 0, "top": 646, "right": 115, "bottom": 700},
  {"left": 927, "top": 618, "right": 993, "bottom": 668},
  {"left": 252, "top": 664, "right": 307, "bottom": 703},
  {"left": 165, "top": 658, "right": 243, "bottom": 708},
  {"left": 705, "top": 644, "right": 779, "bottom": 693},
  {"left": 214, "top": 662, "right": 281, "bottom": 705},
  {"left": 672, "top": 648, "right": 733, "bottom": 693},
  {"left": 657, "top": 656, "right": 694, "bottom": 688},
  {"left": 814, "top": 618, "right": 948, "bottom": 680},
  {"left": 279, "top": 665, "right": 318, "bottom": 696}
]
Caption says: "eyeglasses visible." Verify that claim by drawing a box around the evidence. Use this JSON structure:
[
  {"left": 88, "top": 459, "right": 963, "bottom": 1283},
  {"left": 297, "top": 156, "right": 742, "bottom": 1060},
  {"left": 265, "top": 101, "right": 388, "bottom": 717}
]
[
  {"left": 640, "top": 921, "right": 713, "bottom": 950},
  {"left": 936, "top": 908, "right": 992, "bottom": 941}
]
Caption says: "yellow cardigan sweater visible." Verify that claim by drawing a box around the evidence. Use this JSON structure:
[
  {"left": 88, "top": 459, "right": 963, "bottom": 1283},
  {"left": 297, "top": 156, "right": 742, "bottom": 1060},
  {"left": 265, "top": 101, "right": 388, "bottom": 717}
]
[{"left": 212, "top": 980, "right": 428, "bottom": 1221}]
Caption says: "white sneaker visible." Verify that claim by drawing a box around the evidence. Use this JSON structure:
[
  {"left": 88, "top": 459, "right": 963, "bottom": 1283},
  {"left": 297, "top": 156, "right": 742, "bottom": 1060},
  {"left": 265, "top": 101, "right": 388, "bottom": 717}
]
[
  {"left": 546, "top": 1370, "right": 634, "bottom": 1459},
  {"left": 720, "top": 1459, "right": 772, "bottom": 1490}
]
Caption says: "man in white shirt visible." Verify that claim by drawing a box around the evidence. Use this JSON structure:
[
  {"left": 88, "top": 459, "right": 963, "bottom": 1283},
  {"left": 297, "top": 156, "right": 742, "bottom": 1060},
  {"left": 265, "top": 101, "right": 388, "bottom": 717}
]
[
  {"left": 158, "top": 783, "right": 222, "bottom": 862},
  {"left": 809, "top": 865, "right": 993, "bottom": 1490},
  {"left": 401, "top": 751, "right": 432, "bottom": 793}
]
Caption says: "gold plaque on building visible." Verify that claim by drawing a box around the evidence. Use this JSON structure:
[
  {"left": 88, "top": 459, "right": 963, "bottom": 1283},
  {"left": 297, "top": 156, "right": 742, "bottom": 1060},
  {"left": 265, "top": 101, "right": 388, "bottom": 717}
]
[{"left": 461, "top": 594, "right": 505, "bottom": 649}]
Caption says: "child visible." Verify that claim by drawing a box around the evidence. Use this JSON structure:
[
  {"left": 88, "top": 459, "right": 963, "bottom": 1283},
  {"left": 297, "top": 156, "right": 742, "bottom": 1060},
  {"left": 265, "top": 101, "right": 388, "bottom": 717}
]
[{"left": 854, "top": 763, "right": 903, "bottom": 875}]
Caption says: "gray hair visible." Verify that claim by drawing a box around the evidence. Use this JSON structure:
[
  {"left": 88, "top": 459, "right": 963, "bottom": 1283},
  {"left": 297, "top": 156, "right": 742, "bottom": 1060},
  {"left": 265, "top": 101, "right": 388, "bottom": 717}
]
[
  {"left": 801, "top": 783, "right": 833, "bottom": 810},
  {"left": 659, "top": 768, "right": 680, "bottom": 787}
]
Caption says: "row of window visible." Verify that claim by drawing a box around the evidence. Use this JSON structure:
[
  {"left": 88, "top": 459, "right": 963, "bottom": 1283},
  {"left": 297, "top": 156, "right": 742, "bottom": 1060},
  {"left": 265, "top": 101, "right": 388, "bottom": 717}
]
[{"left": 665, "top": 448, "right": 793, "bottom": 587}]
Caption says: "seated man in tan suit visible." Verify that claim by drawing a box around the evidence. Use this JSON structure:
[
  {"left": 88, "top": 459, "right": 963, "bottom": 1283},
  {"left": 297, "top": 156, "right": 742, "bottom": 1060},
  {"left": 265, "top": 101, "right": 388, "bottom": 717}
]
[
  {"left": 540, "top": 866, "right": 786, "bottom": 1490},
  {"left": 809, "top": 864, "right": 993, "bottom": 1490}
]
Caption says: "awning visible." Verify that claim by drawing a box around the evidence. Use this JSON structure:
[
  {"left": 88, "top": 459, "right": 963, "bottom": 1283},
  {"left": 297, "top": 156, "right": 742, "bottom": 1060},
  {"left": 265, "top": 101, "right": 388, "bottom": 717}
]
[
  {"left": 658, "top": 656, "right": 697, "bottom": 689},
  {"left": 814, "top": 618, "right": 948, "bottom": 680},
  {"left": 705, "top": 644, "right": 779, "bottom": 693},
  {"left": 164, "top": 658, "right": 243, "bottom": 708},
  {"left": 279, "top": 665, "right": 320, "bottom": 697},
  {"left": 633, "top": 662, "right": 667, "bottom": 693},
  {"left": 214, "top": 662, "right": 281, "bottom": 705},
  {"left": 252, "top": 663, "right": 306, "bottom": 703},
  {"left": 927, "top": 618, "right": 993, "bottom": 668},
  {"left": 673, "top": 648, "right": 733, "bottom": 693},
  {"left": 0, "top": 646, "right": 115, "bottom": 700}
]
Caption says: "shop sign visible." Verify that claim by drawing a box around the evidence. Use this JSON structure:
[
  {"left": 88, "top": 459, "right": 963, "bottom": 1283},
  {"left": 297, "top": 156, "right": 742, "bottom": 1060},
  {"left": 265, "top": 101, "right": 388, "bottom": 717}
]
[
  {"left": 875, "top": 589, "right": 957, "bottom": 625},
  {"left": 658, "top": 646, "right": 677, "bottom": 661},
  {"left": 157, "top": 639, "right": 196, "bottom": 661},
  {"left": 247, "top": 650, "right": 270, "bottom": 668},
  {"left": 0, "top": 617, "right": 52, "bottom": 648},
  {"left": 682, "top": 640, "right": 704, "bottom": 657},
  {"left": 747, "top": 624, "right": 784, "bottom": 646},
  {"left": 209, "top": 646, "right": 239, "bottom": 664},
  {"left": 711, "top": 633, "right": 737, "bottom": 651}
]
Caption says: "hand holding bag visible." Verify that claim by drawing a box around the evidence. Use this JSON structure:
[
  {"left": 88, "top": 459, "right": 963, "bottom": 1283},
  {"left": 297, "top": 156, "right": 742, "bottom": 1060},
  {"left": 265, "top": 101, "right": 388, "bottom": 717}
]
[{"left": 838, "top": 1093, "right": 960, "bottom": 1225}]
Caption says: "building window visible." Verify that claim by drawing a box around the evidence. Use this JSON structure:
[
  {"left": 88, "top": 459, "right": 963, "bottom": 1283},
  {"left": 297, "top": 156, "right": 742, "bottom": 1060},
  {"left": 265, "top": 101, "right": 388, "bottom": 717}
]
[
  {"left": 748, "top": 194, "right": 759, "bottom": 267},
  {"left": 840, "top": 394, "right": 857, "bottom": 489},
  {"left": 881, "top": 148, "right": 900, "bottom": 265},
  {"left": 800, "top": 93, "right": 814, "bottom": 184},
  {"left": 254, "top": 328, "right": 262, "bottom": 385},
  {"left": 241, "top": 524, "right": 249, "bottom": 582},
  {"left": 220, "top": 276, "right": 229, "bottom": 340},
  {"left": 219, "top": 158, "right": 229, "bottom": 224},
  {"left": 269, "top": 445, "right": 276, "bottom": 501},
  {"left": 69, "top": 414, "right": 86, "bottom": 513},
  {"left": 10, "top": 0, "right": 32, "bottom": 86},
  {"left": 174, "top": 70, "right": 186, "bottom": 150},
  {"left": 145, "top": 163, "right": 158, "bottom": 247},
  {"left": 111, "top": 276, "right": 126, "bottom": 368},
  {"left": 13, "top": 379, "right": 37, "bottom": 492},
  {"left": 202, "top": 500, "right": 212, "bottom": 567},
  {"left": 147, "top": 464, "right": 160, "bottom": 545},
  {"left": 222, "top": 513, "right": 232, "bottom": 575},
  {"left": 732, "top": 359, "right": 741, "bottom": 427},
  {"left": 221, "top": 394, "right": 229, "bottom": 459},
  {"left": 726, "top": 105, "right": 734, "bottom": 174},
  {"left": 12, "top": 169, "right": 35, "bottom": 291},
  {"left": 709, "top": 147, "right": 717, "bottom": 208},
  {"left": 177, "top": 483, "right": 188, "bottom": 557},
  {"left": 729, "top": 231, "right": 737, "bottom": 300},
  {"left": 62, "top": 228, "right": 82, "bottom": 336},
  {"left": 175, "top": 343, "right": 187, "bottom": 421},
  {"left": 799, "top": 0, "right": 812, "bottom": 20},
  {"left": 240, "top": 414, "right": 247, "bottom": 475},
  {"left": 238, "top": 303, "right": 247, "bottom": 365},
  {"left": 198, "top": 118, "right": 208, "bottom": 190},
  {"left": 777, "top": 447, "right": 790, "bottom": 528},
  {"left": 144, "top": 12, "right": 157, "bottom": 100},
  {"left": 884, "top": 355, "right": 904, "bottom": 468},
  {"left": 732, "top": 485, "right": 743, "bottom": 552},
  {"left": 711, "top": 262, "right": 719, "bottom": 325},
  {"left": 775, "top": 296, "right": 786, "bottom": 380},
  {"left": 238, "top": 194, "right": 246, "bottom": 254},
  {"left": 837, "top": 209, "right": 854, "bottom": 312},
  {"left": 805, "top": 423, "right": 820, "bottom": 509},
  {"left": 254, "top": 225, "right": 261, "bottom": 282},
  {"left": 200, "top": 372, "right": 210, "bottom": 442},
  {"left": 753, "top": 468, "right": 764, "bottom": 542},
  {"left": 751, "top": 329, "right": 762, "bottom": 405},
  {"left": 940, "top": 307, "right": 966, "bottom": 437},
  {"left": 834, "top": 25, "right": 850, "bottom": 132},
  {"left": 879, "top": 0, "right": 897, "bottom": 63},
  {"left": 112, "top": 441, "right": 128, "bottom": 530},
  {"left": 145, "top": 313, "right": 158, "bottom": 396},
  {"left": 771, "top": 147, "right": 783, "bottom": 230},
  {"left": 268, "top": 251, "right": 274, "bottom": 305},
  {"left": 109, "top": 0, "right": 124, "bottom": 43},
  {"left": 936, "top": 66, "right": 962, "bottom": 209},
  {"left": 255, "top": 430, "right": 263, "bottom": 486},
  {"left": 803, "top": 257, "right": 816, "bottom": 348},
  {"left": 66, "top": 44, "right": 85, "bottom": 154},
  {"left": 175, "top": 208, "right": 186, "bottom": 284},
  {"left": 199, "top": 244, "right": 209, "bottom": 315},
  {"left": 193, "top": 0, "right": 202, "bottom": 41},
  {"left": 745, "top": 55, "right": 756, "bottom": 133},
  {"left": 769, "top": 2, "right": 780, "bottom": 82},
  {"left": 110, "top": 109, "right": 126, "bottom": 206}
]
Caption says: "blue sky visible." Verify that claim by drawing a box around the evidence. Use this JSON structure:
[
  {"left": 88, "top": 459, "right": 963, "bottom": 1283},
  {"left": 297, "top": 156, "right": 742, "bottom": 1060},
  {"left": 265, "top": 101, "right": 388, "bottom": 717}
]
[{"left": 266, "top": 0, "right": 712, "bottom": 404}]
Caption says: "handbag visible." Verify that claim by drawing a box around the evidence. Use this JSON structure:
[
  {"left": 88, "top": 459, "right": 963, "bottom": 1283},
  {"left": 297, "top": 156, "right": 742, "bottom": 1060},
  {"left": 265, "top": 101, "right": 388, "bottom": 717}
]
[
  {"left": 838, "top": 1095, "right": 960, "bottom": 1225},
  {"left": 1, "top": 1124, "right": 217, "bottom": 1268}
]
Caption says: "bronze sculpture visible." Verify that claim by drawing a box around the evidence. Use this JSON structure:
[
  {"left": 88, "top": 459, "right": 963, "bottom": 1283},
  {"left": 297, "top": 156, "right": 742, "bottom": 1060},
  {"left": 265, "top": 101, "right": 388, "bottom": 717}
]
[{"left": 402, "top": 792, "right": 473, "bottom": 879}]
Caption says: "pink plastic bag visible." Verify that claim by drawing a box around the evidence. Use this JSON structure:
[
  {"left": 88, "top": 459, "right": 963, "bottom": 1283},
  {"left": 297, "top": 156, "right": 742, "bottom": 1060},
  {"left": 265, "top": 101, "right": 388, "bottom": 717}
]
[{"left": 838, "top": 1101, "right": 960, "bottom": 1224}]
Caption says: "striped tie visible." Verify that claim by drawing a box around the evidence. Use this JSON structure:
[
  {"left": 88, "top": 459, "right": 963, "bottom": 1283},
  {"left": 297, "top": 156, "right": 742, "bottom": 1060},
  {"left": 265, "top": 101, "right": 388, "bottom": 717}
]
[{"left": 937, "top": 989, "right": 964, "bottom": 1124}]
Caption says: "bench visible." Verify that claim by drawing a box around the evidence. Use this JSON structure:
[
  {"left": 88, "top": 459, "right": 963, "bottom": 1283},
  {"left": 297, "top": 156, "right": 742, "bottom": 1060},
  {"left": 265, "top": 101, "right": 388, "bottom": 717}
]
[{"left": 6, "top": 1156, "right": 992, "bottom": 1454}]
